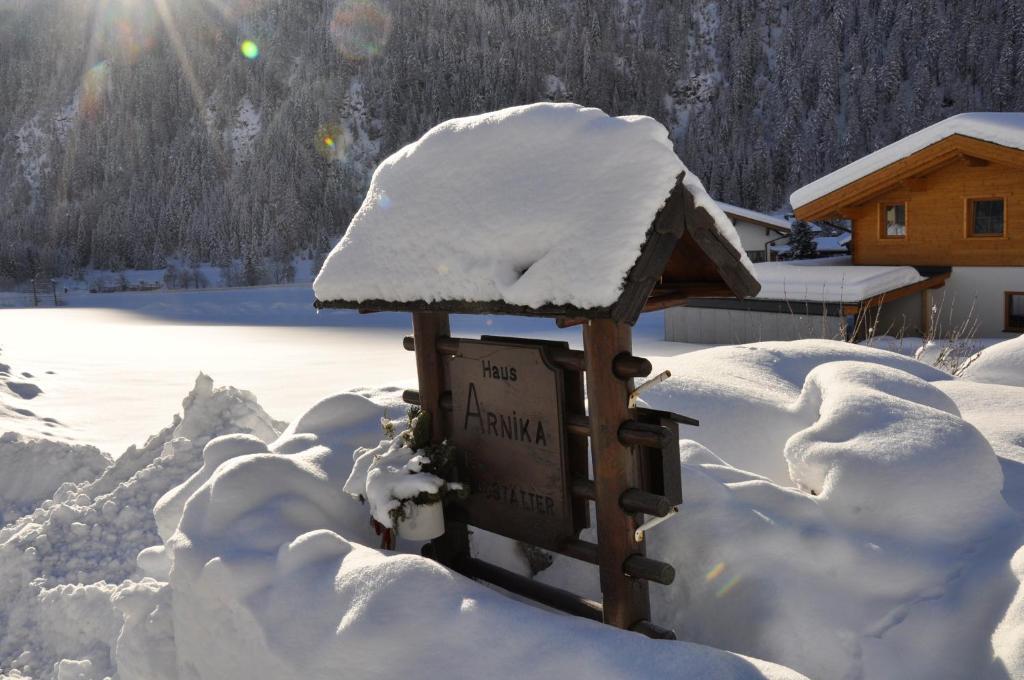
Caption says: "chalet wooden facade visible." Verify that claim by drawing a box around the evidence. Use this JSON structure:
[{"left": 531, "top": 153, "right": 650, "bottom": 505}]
[
  {"left": 790, "top": 113, "right": 1024, "bottom": 338},
  {"left": 665, "top": 113, "right": 1024, "bottom": 344},
  {"left": 794, "top": 134, "right": 1024, "bottom": 270}
]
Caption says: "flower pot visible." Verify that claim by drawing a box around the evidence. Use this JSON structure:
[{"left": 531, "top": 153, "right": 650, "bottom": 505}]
[{"left": 397, "top": 500, "right": 445, "bottom": 541}]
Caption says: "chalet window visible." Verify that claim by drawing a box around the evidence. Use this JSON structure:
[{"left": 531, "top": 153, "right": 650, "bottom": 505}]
[
  {"left": 969, "top": 199, "right": 1005, "bottom": 237},
  {"left": 1007, "top": 292, "right": 1024, "bottom": 332},
  {"left": 882, "top": 203, "right": 906, "bottom": 238}
]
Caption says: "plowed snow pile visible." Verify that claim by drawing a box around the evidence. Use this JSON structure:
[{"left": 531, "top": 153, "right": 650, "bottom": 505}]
[{"left": 2, "top": 338, "right": 1024, "bottom": 679}]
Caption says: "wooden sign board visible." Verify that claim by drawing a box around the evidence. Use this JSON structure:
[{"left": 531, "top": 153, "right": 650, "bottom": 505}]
[{"left": 447, "top": 340, "right": 578, "bottom": 551}]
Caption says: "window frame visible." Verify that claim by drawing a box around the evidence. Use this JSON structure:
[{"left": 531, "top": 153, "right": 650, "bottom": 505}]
[
  {"left": 879, "top": 202, "right": 908, "bottom": 240},
  {"left": 1006, "top": 291, "right": 1024, "bottom": 333},
  {"left": 966, "top": 197, "right": 1007, "bottom": 238}
]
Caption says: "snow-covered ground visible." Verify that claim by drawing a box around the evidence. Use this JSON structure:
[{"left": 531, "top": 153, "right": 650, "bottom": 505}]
[
  {"left": 2, "top": 287, "right": 1023, "bottom": 679},
  {"left": 0, "top": 286, "right": 695, "bottom": 456}
]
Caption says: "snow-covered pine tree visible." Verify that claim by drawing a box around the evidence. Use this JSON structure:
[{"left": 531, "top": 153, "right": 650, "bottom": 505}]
[{"left": 787, "top": 221, "right": 819, "bottom": 261}]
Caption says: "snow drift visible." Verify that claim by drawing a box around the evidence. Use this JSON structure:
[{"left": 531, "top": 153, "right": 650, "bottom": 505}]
[
  {"left": 960, "top": 333, "right": 1024, "bottom": 388},
  {"left": 3, "top": 337, "right": 1024, "bottom": 679},
  {"left": 0, "top": 374, "right": 285, "bottom": 679},
  {"left": 158, "top": 401, "right": 800, "bottom": 679},
  {"left": 526, "top": 341, "right": 1019, "bottom": 679}
]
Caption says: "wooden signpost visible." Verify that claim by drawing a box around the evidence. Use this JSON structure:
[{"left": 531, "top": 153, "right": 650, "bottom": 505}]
[{"left": 316, "top": 173, "right": 762, "bottom": 639}]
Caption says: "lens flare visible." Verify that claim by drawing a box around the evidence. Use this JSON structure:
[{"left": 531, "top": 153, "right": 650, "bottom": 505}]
[
  {"left": 106, "top": 2, "right": 159, "bottom": 64},
  {"left": 705, "top": 562, "right": 726, "bottom": 583},
  {"left": 329, "top": 0, "right": 393, "bottom": 60},
  {"left": 716, "top": 575, "right": 742, "bottom": 598},
  {"left": 79, "top": 62, "right": 111, "bottom": 121},
  {"left": 704, "top": 561, "right": 741, "bottom": 598},
  {"left": 315, "top": 123, "right": 351, "bottom": 161},
  {"left": 241, "top": 39, "right": 260, "bottom": 59}
]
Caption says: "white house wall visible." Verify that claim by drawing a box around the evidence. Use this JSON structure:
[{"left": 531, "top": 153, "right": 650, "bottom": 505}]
[
  {"left": 733, "top": 221, "right": 784, "bottom": 262},
  {"left": 932, "top": 267, "right": 1024, "bottom": 338}
]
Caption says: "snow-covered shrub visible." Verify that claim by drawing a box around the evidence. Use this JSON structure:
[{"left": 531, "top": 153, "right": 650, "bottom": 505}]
[{"left": 343, "top": 410, "right": 464, "bottom": 545}]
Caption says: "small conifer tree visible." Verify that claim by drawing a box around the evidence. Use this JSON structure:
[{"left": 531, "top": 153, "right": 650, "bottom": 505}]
[{"left": 787, "top": 220, "right": 819, "bottom": 260}]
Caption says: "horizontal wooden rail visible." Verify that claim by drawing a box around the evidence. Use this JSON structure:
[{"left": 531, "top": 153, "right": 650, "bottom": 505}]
[
  {"left": 459, "top": 556, "right": 675, "bottom": 640},
  {"left": 624, "top": 554, "right": 676, "bottom": 586},
  {"left": 630, "top": 619, "right": 677, "bottom": 640},
  {"left": 571, "top": 479, "right": 672, "bottom": 518},
  {"left": 617, "top": 421, "right": 673, "bottom": 448},
  {"left": 560, "top": 540, "right": 675, "bottom": 586},
  {"left": 459, "top": 557, "right": 603, "bottom": 622},
  {"left": 403, "top": 336, "right": 652, "bottom": 380}
]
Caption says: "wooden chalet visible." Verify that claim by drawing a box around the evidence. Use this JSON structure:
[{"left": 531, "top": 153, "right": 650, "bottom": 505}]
[
  {"left": 791, "top": 112, "right": 1024, "bottom": 337},
  {"left": 668, "top": 113, "right": 1024, "bottom": 343}
]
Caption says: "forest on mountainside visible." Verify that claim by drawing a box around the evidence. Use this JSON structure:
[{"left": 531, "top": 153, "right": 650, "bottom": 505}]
[{"left": 1, "top": 0, "right": 1022, "bottom": 281}]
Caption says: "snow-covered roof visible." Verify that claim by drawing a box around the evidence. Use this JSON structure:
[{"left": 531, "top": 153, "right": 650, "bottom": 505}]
[
  {"left": 791, "top": 113, "right": 1024, "bottom": 210},
  {"left": 313, "top": 103, "right": 757, "bottom": 319},
  {"left": 716, "top": 201, "right": 791, "bottom": 232},
  {"left": 753, "top": 259, "right": 925, "bottom": 302}
]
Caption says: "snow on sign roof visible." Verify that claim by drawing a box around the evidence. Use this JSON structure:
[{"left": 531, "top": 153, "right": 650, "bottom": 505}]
[
  {"left": 313, "top": 103, "right": 758, "bottom": 322},
  {"left": 715, "top": 201, "right": 791, "bottom": 232},
  {"left": 753, "top": 260, "right": 924, "bottom": 302},
  {"left": 791, "top": 112, "right": 1024, "bottom": 210}
]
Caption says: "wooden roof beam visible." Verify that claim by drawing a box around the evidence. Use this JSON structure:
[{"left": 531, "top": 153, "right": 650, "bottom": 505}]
[
  {"left": 795, "top": 135, "right": 1024, "bottom": 220},
  {"left": 959, "top": 154, "right": 990, "bottom": 167},
  {"left": 899, "top": 177, "right": 928, "bottom": 192}
]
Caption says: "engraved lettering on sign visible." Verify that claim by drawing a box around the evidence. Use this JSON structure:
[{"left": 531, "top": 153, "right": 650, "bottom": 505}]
[
  {"left": 447, "top": 341, "right": 574, "bottom": 551},
  {"left": 481, "top": 360, "right": 518, "bottom": 382},
  {"left": 463, "top": 383, "right": 548, "bottom": 446},
  {"left": 481, "top": 482, "right": 557, "bottom": 516}
]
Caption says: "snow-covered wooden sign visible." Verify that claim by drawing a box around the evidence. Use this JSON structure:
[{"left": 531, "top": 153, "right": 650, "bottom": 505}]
[
  {"left": 315, "top": 103, "right": 761, "bottom": 641},
  {"left": 313, "top": 103, "right": 760, "bottom": 324},
  {"left": 447, "top": 338, "right": 584, "bottom": 551}
]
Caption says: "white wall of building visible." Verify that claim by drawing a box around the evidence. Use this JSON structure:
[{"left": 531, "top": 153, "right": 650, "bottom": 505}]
[
  {"left": 933, "top": 267, "right": 1024, "bottom": 338},
  {"left": 733, "top": 221, "right": 786, "bottom": 262}
]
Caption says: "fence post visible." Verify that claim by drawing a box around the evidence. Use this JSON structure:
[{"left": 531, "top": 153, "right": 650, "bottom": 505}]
[{"left": 582, "top": 319, "right": 651, "bottom": 629}]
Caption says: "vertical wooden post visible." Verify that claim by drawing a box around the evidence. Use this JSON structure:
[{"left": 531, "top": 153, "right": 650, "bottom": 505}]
[
  {"left": 583, "top": 319, "right": 651, "bottom": 629},
  {"left": 411, "top": 312, "right": 450, "bottom": 445},
  {"left": 412, "top": 311, "right": 470, "bottom": 567}
]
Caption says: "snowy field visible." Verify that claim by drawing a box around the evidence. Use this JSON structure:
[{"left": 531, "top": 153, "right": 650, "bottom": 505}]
[
  {"left": 0, "top": 286, "right": 699, "bottom": 456},
  {"left": 2, "top": 286, "right": 1024, "bottom": 679}
]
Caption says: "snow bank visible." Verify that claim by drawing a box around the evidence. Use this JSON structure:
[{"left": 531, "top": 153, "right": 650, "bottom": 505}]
[
  {"left": 156, "top": 394, "right": 802, "bottom": 680},
  {"left": 960, "top": 334, "right": 1024, "bottom": 387},
  {"left": 314, "top": 102, "right": 752, "bottom": 310},
  {"left": 752, "top": 260, "right": 924, "bottom": 302},
  {"left": 785, "top": 361, "right": 1006, "bottom": 543},
  {"left": 994, "top": 545, "right": 1024, "bottom": 674},
  {"left": 4, "top": 338, "right": 1024, "bottom": 680},
  {"left": 791, "top": 112, "right": 1024, "bottom": 209},
  {"left": 0, "top": 434, "right": 110, "bottom": 523},
  {"left": 640, "top": 340, "right": 950, "bottom": 484},
  {"left": 551, "top": 339, "right": 1018, "bottom": 678},
  {"left": 0, "top": 374, "right": 284, "bottom": 679}
]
